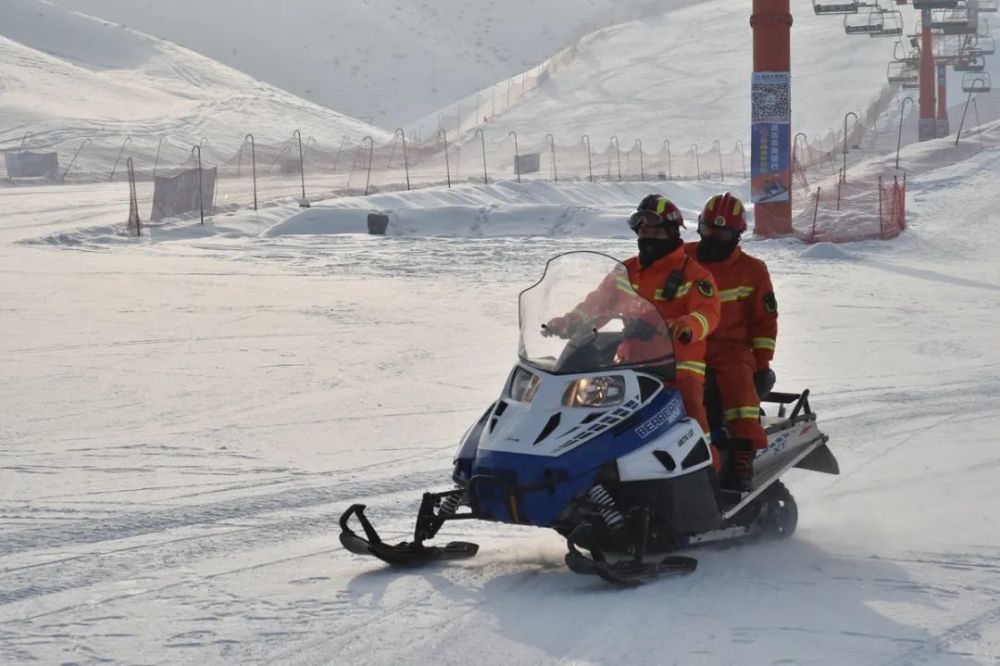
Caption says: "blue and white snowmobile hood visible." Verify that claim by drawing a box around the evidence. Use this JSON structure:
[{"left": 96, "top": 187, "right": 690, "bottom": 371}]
[{"left": 453, "top": 363, "right": 693, "bottom": 526}]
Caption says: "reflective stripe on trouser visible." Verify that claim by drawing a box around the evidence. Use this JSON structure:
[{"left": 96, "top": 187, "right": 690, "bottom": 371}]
[
  {"left": 706, "top": 343, "right": 768, "bottom": 450},
  {"left": 724, "top": 406, "right": 762, "bottom": 421},
  {"left": 676, "top": 361, "right": 707, "bottom": 377},
  {"left": 666, "top": 372, "right": 719, "bottom": 471}
]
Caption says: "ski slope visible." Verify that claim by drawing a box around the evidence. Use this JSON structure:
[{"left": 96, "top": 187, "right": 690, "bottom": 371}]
[
  {"left": 415, "top": 0, "right": 899, "bottom": 149},
  {"left": 0, "top": 0, "right": 389, "bottom": 174},
  {"left": 2, "top": 129, "right": 1000, "bottom": 663},
  {"left": 48, "top": 0, "right": 704, "bottom": 128}
]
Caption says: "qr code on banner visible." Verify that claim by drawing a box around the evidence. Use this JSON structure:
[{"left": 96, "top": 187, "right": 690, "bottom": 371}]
[{"left": 752, "top": 73, "right": 790, "bottom": 123}]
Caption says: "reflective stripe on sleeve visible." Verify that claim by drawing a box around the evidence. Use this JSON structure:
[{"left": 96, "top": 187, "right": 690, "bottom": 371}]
[
  {"left": 752, "top": 337, "right": 776, "bottom": 350},
  {"left": 691, "top": 312, "right": 710, "bottom": 340},
  {"left": 654, "top": 282, "right": 692, "bottom": 301},
  {"left": 719, "top": 286, "right": 755, "bottom": 303}
]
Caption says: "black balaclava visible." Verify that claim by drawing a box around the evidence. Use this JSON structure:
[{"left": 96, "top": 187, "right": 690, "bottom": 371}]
[
  {"left": 696, "top": 234, "right": 740, "bottom": 264},
  {"left": 637, "top": 228, "right": 682, "bottom": 267}
]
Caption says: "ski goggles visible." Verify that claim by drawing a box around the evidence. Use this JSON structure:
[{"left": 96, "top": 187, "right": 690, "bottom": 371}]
[
  {"left": 628, "top": 210, "right": 668, "bottom": 231},
  {"left": 697, "top": 218, "right": 741, "bottom": 243}
]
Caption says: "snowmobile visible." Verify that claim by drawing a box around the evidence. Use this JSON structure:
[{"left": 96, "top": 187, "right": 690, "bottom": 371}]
[{"left": 340, "top": 251, "right": 838, "bottom": 584}]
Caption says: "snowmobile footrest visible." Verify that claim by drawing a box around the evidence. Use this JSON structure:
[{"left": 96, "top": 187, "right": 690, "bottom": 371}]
[
  {"left": 565, "top": 550, "right": 698, "bottom": 585},
  {"left": 339, "top": 503, "right": 478, "bottom": 566}
]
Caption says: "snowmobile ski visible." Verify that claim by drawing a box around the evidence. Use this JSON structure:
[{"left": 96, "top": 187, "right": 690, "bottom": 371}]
[{"left": 339, "top": 503, "right": 479, "bottom": 566}]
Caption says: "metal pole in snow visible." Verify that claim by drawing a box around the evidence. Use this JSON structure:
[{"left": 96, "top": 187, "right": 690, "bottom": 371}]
[
  {"left": 61, "top": 138, "right": 91, "bottom": 182},
  {"left": 395, "top": 128, "right": 411, "bottom": 191},
  {"left": 582, "top": 135, "right": 593, "bottom": 183},
  {"left": 896, "top": 96, "right": 914, "bottom": 168},
  {"left": 193, "top": 144, "right": 204, "bottom": 225},
  {"left": 110, "top": 136, "right": 131, "bottom": 181},
  {"left": 439, "top": 129, "right": 451, "bottom": 188},
  {"left": 545, "top": 133, "right": 558, "bottom": 182},
  {"left": 362, "top": 136, "right": 374, "bottom": 196},
  {"left": 245, "top": 133, "right": 257, "bottom": 211},
  {"left": 153, "top": 136, "right": 165, "bottom": 179},
  {"left": 635, "top": 138, "right": 645, "bottom": 182},
  {"left": 509, "top": 130, "right": 521, "bottom": 183},
  {"left": 475, "top": 128, "right": 488, "bottom": 185},
  {"left": 842, "top": 111, "right": 858, "bottom": 182},
  {"left": 293, "top": 129, "right": 306, "bottom": 201},
  {"left": 611, "top": 136, "right": 622, "bottom": 182}
]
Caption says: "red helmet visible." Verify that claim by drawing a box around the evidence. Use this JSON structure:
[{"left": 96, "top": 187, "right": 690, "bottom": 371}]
[
  {"left": 629, "top": 194, "right": 685, "bottom": 231},
  {"left": 698, "top": 192, "right": 747, "bottom": 234}
]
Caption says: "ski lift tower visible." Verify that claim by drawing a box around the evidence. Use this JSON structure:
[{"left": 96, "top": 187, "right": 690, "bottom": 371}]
[
  {"left": 911, "top": 0, "right": 962, "bottom": 140},
  {"left": 750, "top": 0, "right": 793, "bottom": 237}
]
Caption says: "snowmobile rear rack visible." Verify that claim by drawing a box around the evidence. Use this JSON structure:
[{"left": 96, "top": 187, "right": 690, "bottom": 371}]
[{"left": 763, "top": 388, "right": 813, "bottom": 419}]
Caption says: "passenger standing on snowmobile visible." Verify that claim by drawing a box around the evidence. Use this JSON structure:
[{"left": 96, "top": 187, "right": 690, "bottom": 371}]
[
  {"left": 546, "top": 194, "right": 722, "bottom": 467},
  {"left": 685, "top": 192, "right": 778, "bottom": 491}
]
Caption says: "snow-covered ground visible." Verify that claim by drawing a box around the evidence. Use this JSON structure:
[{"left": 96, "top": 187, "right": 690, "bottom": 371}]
[
  {"left": 2, "top": 128, "right": 1000, "bottom": 662},
  {"left": 3, "top": 1, "right": 1000, "bottom": 663}
]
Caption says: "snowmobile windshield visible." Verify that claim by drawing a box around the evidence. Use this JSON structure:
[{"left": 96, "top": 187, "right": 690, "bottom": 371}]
[{"left": 518, "top": 251, "right": 676, "bottom": 375}]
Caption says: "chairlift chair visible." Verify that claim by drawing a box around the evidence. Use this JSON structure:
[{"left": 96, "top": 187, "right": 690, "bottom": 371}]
[
  {"left": 928, "top": 8, "right": 977, "bottom": 35},
  {"left": 871, "top": 11, "right": 904, "bottom": 37},
  {"left": 813, "top": 0, "right": 859, "bottom": 15},
  {"left": 845, "top": 10, "right": 885, "bottom": 34},
  {"left": 887, "top": 61, "right": 919, "bottom": 84},
  {"left": 976, "top": 35, "right": 996, "bottom": 54},
  {"left": 893, "top": 39, "right": 919, "bottom": 65},
  {"left": 962, "top": 72, "right": 992, "bottom": 93},
  {"left": 979, "top": 0, "right": 999, "bottom": 12},
  {"left": 911, "top": 0, "right": 959, "bottom": 8},
  {"left": 954, "top": 55, "right": 986, "bottom": 71}
]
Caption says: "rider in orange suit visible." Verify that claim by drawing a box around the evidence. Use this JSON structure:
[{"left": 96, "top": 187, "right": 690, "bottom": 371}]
[
  {"left": 685, "top": 192, "right": 778, "bottom": 491},
  {"left": 547, "top": 195, "right": 722, "bottom": 468}
]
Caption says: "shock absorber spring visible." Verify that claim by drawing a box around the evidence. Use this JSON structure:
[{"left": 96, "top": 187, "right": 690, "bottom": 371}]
[
  {"left": 439, "top": 487, "right": 464, "bottom": 516},
  {"left": 587, "top": 484, "right": 625, "bottom": 531}
]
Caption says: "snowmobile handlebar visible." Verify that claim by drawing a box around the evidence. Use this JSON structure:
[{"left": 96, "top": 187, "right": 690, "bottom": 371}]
[{"left": 541, "top": 315, "right": 664, "bottom": 341}]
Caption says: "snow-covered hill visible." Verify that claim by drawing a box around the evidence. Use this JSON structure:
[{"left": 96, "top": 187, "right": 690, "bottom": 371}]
[
  {"left": 50, "top": 0, "right": 704, "bottom": 128},
  {"left": 0, "top": 0, "right": 390, "bottom": 176},
  {"left": 419, "top": 0, "right": 902, "bottom": 151}
]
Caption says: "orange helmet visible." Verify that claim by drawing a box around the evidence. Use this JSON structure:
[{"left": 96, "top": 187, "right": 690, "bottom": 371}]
[
  {"left": 698, "top": 192, "right": 747, "bottom": 234},
  {"left": 629, "top": 194, "right": 685, "bottom": 231}
]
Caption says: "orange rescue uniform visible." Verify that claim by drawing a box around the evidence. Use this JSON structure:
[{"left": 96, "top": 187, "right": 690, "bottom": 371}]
[
  {"left": 573, "top": 245, "right": 722, "bottom": 465},
  {"left": 684, "top": 243, "right": 778, "bottom": 449}
]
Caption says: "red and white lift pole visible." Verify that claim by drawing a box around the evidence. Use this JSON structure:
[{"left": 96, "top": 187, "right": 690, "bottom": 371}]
[
  {"left": 751, "top": 0, "right": 793, "bottom": 236},
  {"left": 918, "top": 7, "right": 938, "bottom": 140}
]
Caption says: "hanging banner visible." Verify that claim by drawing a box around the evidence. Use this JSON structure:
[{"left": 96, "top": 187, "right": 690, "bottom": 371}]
[
  {"left": 4, "top": 151, "right": 59, "bottom": 179},
  {"left": 514, "top": 152, "right": 541, "bottom": 176},
  {"left": 751, "top": 72, "right": 791, "bottom": 204}
]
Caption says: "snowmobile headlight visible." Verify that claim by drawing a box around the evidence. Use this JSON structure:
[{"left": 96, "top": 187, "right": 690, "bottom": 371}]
[
  {"left": 508, "top": 367, "right": 542, "bottom": 403},
  {"left": 563, "top": 375, "right": 626, "bottom": 408}
]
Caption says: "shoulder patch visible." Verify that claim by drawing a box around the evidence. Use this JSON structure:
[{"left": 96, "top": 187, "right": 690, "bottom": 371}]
[
  {"left": 697, "top": 279, "right": 715, "bottom": 298},
  {"left": 763, "top": 291, "right": 778, "bottom": 314}
]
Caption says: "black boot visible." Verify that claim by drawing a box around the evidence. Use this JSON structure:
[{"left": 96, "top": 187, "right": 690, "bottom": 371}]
[{"left": 723, "top": 440, "right": 755, "bottom": 493}]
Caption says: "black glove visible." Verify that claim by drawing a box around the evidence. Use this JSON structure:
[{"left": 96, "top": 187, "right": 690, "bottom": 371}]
[
  {"left": 753, "top": 368, "right": 776, "bottom": 398},
  {"left": 624, "top": 318, "right": 657, "bottom": 341}
]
